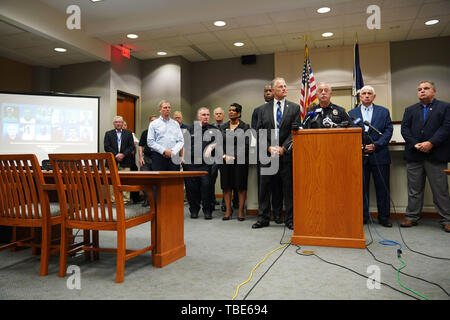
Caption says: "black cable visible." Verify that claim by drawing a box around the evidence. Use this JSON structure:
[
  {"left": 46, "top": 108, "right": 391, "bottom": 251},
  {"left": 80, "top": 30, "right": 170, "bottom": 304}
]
[
  {"left": 293, "top": 244, "right": 420, "bottom": 300},
  {"left": 365, "top": 224, "right": 450, "bottom": 298},
  {"left": 242, "top": 242, "right": 291, "bottom": 300},
  {"left": 238, "top": 221, "right": 292, "bottom": 300}
]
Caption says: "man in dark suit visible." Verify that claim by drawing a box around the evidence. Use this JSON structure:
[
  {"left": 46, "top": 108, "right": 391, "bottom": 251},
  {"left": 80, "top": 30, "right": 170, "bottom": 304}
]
[
  {"left": 252, "top": 83, "right": 284, "bottom": 224},
  {"left": 252, "top": 77, "right": 301, "bottom": 230},
  {"left": 104, "top": 115, "right": 135, "bottom": 204},
  {"left": 400, "top": 81, "right": 450, "bottom": 233},
  {"left": 349, "top": 86, "right": 393, "bottom": 227}
]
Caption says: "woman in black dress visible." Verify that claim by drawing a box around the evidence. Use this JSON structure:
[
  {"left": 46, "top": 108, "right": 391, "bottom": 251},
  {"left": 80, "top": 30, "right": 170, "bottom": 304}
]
[{"left": 220, "top": 103, "right": 250, "bottom": 221}]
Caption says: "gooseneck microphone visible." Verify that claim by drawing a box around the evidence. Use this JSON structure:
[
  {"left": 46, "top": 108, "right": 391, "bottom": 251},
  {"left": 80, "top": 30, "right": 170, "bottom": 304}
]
[{"left": 363, "top": 121, "right": 384, "bottom": 137}]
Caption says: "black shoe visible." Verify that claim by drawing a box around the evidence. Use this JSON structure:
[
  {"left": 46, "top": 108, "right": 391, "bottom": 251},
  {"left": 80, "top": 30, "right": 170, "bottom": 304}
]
[
  {"left": 252, "top": 221, "right": 269, "bottom": 229},
  {"left": 190, "top": 211, "right": 199, "bottom": 219},
  {"left": 379, "top": 220, "right": 392, "bottom": 227},
  {"left": 141, "top": 200, "right": 149, "bottom": 207},
  {"left": 222, "top": 213, "right": 232, "bottom": 221},
  {"left": 274, "top": 216, "right": 284, "bottom": 224},
  {"left": 286, "top": 222, "right": 293, "bottom": 230},
  {"left": 238, "top": 217, "right": 245, "bottom": 221},
  {"left": 204, "top": 211, "right": 212, "bottom": 220}
]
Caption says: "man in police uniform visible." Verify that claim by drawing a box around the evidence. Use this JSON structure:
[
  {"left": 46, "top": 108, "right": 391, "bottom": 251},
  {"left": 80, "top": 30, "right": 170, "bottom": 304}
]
[
  {"left": 183, "top": 107, "right": 219, "bottom": 220},
  {"left": 305, "top": 82, "right": 351, "bottom": 128}
]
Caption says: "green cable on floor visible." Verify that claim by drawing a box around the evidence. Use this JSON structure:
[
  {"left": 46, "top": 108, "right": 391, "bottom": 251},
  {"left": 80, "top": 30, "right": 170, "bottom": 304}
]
[{"left": 396, "top": 255, "right": 431, "bottom": 300}]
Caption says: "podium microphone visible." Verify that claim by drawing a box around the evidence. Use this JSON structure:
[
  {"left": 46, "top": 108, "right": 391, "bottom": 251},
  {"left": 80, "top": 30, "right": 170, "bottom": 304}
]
[
  {"left": 363, "top": 121, "right": 384, "bottom": 137},
  {"left": 322, "top": 117, "right": 336, "bottom": 128},
  {"left": 301, "top": 111, "right": 316, "bottom": 128}
]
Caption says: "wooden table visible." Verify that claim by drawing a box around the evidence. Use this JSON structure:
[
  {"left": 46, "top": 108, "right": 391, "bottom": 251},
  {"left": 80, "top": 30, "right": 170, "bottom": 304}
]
[{"left": 43, "top": 170, "right": 206, "bottom": 268}]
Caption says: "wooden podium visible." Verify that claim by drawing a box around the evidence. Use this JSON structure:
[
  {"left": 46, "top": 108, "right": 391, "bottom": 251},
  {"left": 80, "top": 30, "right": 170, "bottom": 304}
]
[{"left": 291, "top": 128, "right": 365, "bottom": 249}]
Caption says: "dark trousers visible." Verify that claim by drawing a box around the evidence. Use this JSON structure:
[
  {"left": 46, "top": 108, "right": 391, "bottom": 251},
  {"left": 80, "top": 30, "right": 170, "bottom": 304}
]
[
  {"left": 183, "top": 164, "right": 213, "bottom": 214},
  {"left": 151, "top": 152, "right": 180, "bottom": 171},
  {"left": 256, "top": 163, "right": 283, "bottom": 218},
  {"left": 363, "top": 160, "right": 390, "bottom": 222},
  {"left": 258, "top": 161, "right": 293, "bottom": 225},
  {"left": 140, "top": 154, "right": 153, "bottom": 204}
]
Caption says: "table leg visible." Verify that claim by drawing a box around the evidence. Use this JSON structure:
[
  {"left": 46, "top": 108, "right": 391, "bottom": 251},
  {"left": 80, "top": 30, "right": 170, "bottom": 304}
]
[{"left": 151, "top": 178, "right": 186, "bottom": 267}]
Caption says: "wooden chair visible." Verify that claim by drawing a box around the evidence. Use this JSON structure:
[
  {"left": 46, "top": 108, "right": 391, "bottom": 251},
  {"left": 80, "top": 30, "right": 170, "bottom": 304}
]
[
  {"left": 49, "top": 153, "right": 155, "bottom": 283},
  {"left": 0, "top": 154, "right": 60, "bottom": 276}
]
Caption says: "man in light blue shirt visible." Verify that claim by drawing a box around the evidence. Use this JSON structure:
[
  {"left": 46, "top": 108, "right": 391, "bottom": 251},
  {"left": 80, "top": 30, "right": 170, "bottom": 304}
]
[{"left": 147, "top": 100, "right": 184, "bottom": 171}]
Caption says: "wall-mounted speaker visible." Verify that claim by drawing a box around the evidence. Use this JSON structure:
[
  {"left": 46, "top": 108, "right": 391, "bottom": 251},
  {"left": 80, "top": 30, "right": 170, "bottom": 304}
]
[{"left": 241, "top": 55, "right": 256, "bottom": 65}]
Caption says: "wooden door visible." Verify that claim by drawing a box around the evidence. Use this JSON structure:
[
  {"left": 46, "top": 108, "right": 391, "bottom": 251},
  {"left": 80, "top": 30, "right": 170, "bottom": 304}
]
[{"left": 117, "top": 92, "right": 136, "bottom": 133}]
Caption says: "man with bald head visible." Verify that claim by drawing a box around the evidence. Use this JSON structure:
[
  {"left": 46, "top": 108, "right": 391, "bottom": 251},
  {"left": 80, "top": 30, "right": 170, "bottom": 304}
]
[
  {"left": 305, "top": 83, "right": 351, "bottom": 128},
  {"left": 183, "top": 107, "right": 218, "bottom": 220}
]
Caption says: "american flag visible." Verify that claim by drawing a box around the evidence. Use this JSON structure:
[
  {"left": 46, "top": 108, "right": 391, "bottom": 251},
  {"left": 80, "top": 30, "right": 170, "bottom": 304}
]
[{"left": 300, "top": 45, "right": 318, "bottom": 119}]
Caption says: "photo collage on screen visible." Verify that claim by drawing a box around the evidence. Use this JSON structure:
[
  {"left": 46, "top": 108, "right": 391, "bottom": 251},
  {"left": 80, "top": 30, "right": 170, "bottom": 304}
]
[{"left": 2, "top": 104, "right": 94, "bottom": 143}]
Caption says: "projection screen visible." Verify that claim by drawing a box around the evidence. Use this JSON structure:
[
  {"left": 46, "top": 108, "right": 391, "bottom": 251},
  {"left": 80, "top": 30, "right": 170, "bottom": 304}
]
[{"left": 0, "top": 92, "right": 100, "bottom": 164}]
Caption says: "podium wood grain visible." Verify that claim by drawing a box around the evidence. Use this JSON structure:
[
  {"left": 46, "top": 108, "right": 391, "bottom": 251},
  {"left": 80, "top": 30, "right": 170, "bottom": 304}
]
[{"left": 292, "top": 128, "right": 365, "bottom": 248}]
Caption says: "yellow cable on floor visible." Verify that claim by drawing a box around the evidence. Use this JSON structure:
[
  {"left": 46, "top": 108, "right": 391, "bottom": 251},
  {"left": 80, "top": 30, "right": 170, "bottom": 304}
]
[{"left": 232, "top": 241, "right": 291, "bottom": 300}]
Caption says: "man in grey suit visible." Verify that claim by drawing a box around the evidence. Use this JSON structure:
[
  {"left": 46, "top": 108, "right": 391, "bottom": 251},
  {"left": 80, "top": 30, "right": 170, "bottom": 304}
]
[
  {"left": 400, "top": 81, "right": 450, "bottom": 232},
  {"left": 252, "top": 77, "right": 301, "bottom": 230}
]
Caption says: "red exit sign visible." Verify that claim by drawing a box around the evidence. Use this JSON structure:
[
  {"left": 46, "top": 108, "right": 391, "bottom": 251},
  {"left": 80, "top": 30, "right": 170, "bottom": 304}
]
[{"left": 120, "top": 46, "right": 130, "bottom": 59}]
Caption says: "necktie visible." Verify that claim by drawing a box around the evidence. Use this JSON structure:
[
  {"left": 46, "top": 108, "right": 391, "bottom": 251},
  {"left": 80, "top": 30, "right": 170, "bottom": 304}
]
[
  {"left": 423, "top": 104, "right": 429, "bottom": 121},
  {"left": 276, "top": 101, "right": 282, "bottom": 129},
  {"left": 364, "top": 107, "right": 370, "bottom": 131},
  {"left": 117, "top": 131, "right": 122, "bottom": 151}
]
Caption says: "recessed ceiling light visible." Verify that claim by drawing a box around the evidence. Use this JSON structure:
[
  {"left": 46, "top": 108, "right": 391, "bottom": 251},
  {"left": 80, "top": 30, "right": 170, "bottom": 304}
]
[
  {"left": 233, "top": 42, "right": 244, "bottom": 47},
  {"left": 317, "top": 7, "right": 331, "bottom": 14},
  {"left": 425, "top": 19, "right": 439, "bottom": 26},
  {"left": 54, "top": 47, "right": 67, "bottom": 53},
  {"left": 127, "top": 33, "right": 139, "bottom": 39},
  {"left": 214, "top": 21, "right": 227, "bottom": 27},
  {"left": 322, "top": 32, "right": 334, "bottom": 38},
  {"left": 157, "top": 51, "right": 167, "bottom": 56},
  {"left": 90, "top": 0, "right": 104, "bottom": 2}
]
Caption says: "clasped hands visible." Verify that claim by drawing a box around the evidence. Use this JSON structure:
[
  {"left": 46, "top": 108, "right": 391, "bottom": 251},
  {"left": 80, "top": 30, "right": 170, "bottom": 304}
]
[
  {"left": 415, "top": 141, "right": 433, "bottom": 153},
  {"left": 268, "top": 146, "right": 285, "bottom": 157}
]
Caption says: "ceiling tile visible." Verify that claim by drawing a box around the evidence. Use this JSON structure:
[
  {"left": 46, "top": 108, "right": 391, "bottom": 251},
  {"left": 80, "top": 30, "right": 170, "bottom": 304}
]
[
  {"left": 308, "top": 16, "right": 344, "bottom": 31},
  {"left": 314, "top": 38, "right": 345, "bottom": 48},
  {"left": 269, "top": 8, "right": 307, "bottom": 23},
  {"left": 214, "top": 29, "right": 249, "bottom": 41},
  {"left": 417, "top": 1, "right": 450, "bottom": 18},
  {"left": 185, "top": 32, "right": 218, "bottom": 45},
  {"left": 275, "top": 20, "right": 310, "bottom": 34},
  {"left": 381, "top": 6, "right": 421, "bottom": 23},
  {"left": 243, "top": 24, "right": 279, "bottom": 38},
  {"left": 251, "top": 35, "right": 284, "bottom": 46},
  {"left": 201, "top": 18, "right": 240, "bottom": 31},
  {"left": 158, "top": 36, "right": 192, "bottom": 48},
  {"left": 172, "top": 23, "right": 210, "bottom": 36},
  {"left": 406, "top": 28, "right": 443, "bottom": 40},
  {"left": 233, "top": 13, "right": 272, "bottom": 27}
]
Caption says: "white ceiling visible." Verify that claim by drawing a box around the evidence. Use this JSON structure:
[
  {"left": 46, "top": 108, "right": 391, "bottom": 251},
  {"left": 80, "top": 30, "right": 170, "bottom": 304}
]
[{"left": 0, "top": 0, "right": 449, "bottom": 67}]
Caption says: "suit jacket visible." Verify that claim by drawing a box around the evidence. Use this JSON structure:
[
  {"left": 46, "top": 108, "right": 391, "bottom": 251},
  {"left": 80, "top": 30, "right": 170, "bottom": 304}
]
[
  {"left": 251, "top": 105, "right": 261, "bottom": 129},
  {"left": 104, "top": 129, "right": 135, "bottom": 167},
  {"left": 401, "top": 99, "right": 450, "bottom": 162},
  {"left": 348, "top": 104, "right": 393, "bottom": 165},
  {"left": 256, "top": 99, "right": 301, "bottom": 163}
]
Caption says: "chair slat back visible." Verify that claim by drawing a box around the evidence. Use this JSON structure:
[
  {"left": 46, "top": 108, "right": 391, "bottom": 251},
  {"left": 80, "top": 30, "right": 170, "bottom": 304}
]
[
  {"left": 0, "top": 154, "right": 47, "bottom": 220},
  {"left": 48, "top": 153, "right": 122, "bottom": 223}
]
